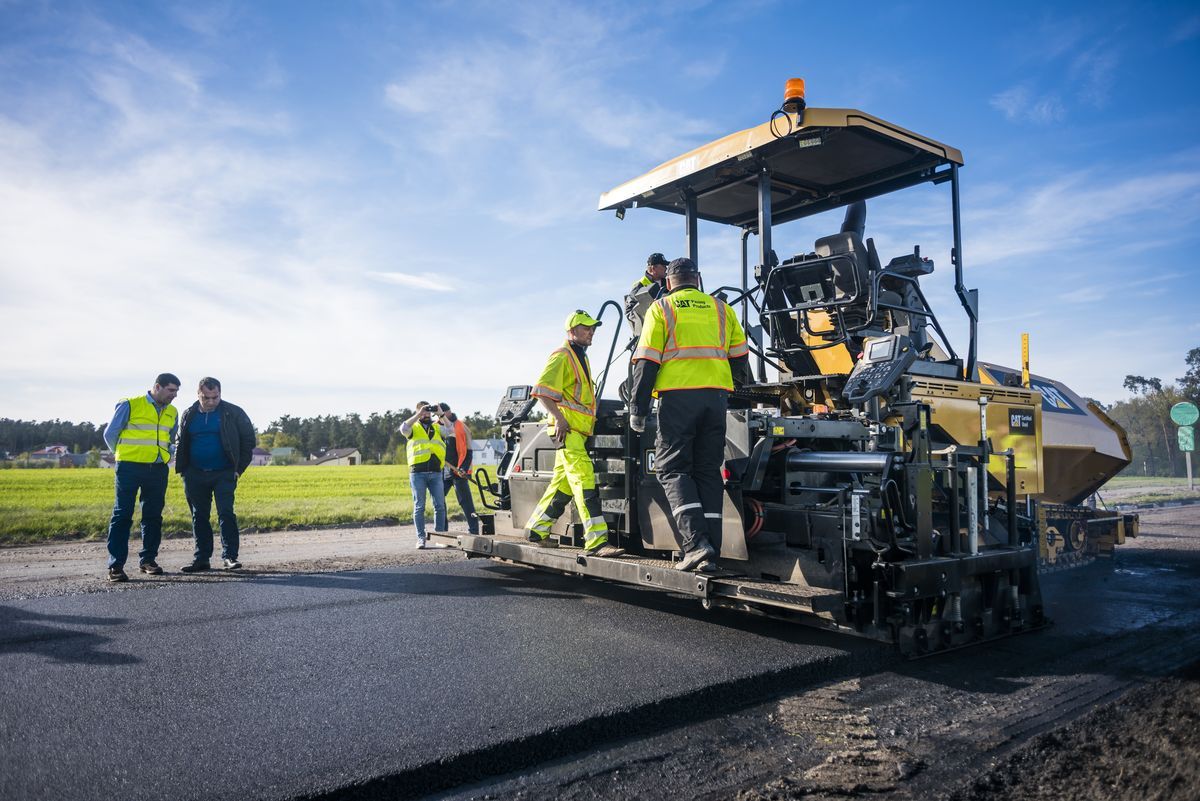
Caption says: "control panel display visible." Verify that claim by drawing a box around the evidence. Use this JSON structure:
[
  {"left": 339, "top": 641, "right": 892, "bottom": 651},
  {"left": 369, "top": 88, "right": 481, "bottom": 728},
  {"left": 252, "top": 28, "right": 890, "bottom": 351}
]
[
  {"left": 842, "top": 335, "right": 917, "bottom": 405},
  {"left": 865, "top": 337, "right": 895, "bottom": 363},
  {"left": 496, "top": 385, "right": 537, "bottom": 422}
]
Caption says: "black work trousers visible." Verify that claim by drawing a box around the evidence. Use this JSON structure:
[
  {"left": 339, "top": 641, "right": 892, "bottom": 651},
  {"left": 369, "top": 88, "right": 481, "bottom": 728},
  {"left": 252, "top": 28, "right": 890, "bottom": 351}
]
[
  {"left": 443, "top": 471, "right": 480, "bottom": 534},
  {"left": 654, "top": 388, "right": 728, "bottom": 554},
  {"left": 183, "top": 467, "right": 239, "bottom": 562}
]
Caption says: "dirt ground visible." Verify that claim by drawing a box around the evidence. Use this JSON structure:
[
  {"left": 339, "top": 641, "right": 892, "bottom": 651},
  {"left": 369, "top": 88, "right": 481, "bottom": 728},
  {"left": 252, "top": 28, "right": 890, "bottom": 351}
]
[{"left": 3, "top": 509, "right": 1199, "bottom": 800}]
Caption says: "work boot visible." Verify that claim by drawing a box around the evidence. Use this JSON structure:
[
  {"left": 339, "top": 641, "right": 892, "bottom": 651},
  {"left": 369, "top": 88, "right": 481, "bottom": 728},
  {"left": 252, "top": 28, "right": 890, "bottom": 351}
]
[
  {"left": 675, "top": 544, "right": 717, "bottom": 572},
  {"left": 107, "top": 567, "right": 128, "bottom": 583},
  {"left": 139, "top": 560, "right": 163, "bottom": 575},
  {"left": 527, "top": 531, "right": 559, "bottom": 548},
  {"left": 180, "top": 561, "right": 211, "bottom": 573},
  {"left": 585, "top": 543, "right": 625, "bottom": 558}
]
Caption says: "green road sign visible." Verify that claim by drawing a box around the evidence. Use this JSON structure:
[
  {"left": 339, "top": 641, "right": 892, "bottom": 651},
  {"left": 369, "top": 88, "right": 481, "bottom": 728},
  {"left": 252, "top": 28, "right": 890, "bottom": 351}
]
[
  {"left": 1180, "top": 426, "right": 1195, "bottom": 453},
  {"left": 1170, "top": 401, "right": 1199, "bottom": 426}
]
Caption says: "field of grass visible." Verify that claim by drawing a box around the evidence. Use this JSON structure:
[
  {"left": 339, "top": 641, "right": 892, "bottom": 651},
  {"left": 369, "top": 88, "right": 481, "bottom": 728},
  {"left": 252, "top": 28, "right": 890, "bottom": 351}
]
[
  {"left": 1100, "top": 475, "right": 1200, "bottom": 505},
  {"left": 0, "top": 465, "right": 479, "bottom": 545}
]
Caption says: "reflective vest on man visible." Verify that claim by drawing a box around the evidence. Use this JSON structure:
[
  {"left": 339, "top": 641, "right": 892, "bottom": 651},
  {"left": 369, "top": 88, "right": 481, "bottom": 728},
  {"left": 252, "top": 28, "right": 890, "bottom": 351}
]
[
  {"left": 532, "top": 345, "right": 597, "bottom": 436},
  {"left": 633, "top": 287, "right": 749, "bottom": 392},
  {"left": 406, "top": 421, "right": 446, "bottom": 468},
  {"left": 115, "top": 395, "right": 177, "bottom": 463}
]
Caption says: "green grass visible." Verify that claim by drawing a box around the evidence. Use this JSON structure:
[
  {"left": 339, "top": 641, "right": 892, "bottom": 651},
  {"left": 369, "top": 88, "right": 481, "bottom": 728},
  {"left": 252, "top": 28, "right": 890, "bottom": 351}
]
[
  {"left": 1100, "top": 475, "right": 1200, "bottom": 505},
  {"left": 0, "top": 465, "right": 479, "bottom": 545}
]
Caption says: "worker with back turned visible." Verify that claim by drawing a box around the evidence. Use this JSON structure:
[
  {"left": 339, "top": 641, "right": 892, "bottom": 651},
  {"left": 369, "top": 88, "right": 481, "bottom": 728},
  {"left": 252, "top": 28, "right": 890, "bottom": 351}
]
[{"left": 628, "top": 258, "right": 751, "bottom": 572}]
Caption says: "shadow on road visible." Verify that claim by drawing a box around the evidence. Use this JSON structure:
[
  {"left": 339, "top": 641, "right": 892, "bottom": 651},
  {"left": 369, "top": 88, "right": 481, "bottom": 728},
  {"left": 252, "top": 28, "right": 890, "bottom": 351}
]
[{"left": 0, "top": 605, "right": 139, "bottom": 665}]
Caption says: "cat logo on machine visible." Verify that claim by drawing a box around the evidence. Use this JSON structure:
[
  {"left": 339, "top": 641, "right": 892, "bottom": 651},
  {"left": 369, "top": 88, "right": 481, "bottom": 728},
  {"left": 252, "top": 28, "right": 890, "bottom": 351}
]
[
  {"left": 982, "top": 366, "right": 1085, "bottom": 416},
  {"left": 1009, "top": 408, "right": 1035, "bottom": 435},
  {"left": 1031, "top": 381, "right": 1085, "bottom": 416}
]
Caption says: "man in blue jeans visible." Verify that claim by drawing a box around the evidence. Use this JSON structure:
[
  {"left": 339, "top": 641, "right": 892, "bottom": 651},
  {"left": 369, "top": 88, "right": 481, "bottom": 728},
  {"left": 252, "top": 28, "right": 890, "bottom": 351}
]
[
  {"left": 174, "top": 377, "right": 256, "bottom": 573},
  {"left": 102, "top": 373, "right": 181, "bottom": 582},
  {"left": 400, "top": 401, "right": 447, "bottom": 548}
]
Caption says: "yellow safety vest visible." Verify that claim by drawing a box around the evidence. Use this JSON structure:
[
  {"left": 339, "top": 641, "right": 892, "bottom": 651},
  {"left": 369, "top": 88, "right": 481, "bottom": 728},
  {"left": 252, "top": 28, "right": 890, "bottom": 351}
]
[
  {"left": 532, "top": 343, "right": 597, "bottom": 437},
  {"left": 406, "top": 421, "right": 446, "bottom": 468},
  {"left": 633, "top": 287, "right": 749, "bottom": 392},
  {"left": 115, "top": 395, "right": 177, "bottom": 463}
]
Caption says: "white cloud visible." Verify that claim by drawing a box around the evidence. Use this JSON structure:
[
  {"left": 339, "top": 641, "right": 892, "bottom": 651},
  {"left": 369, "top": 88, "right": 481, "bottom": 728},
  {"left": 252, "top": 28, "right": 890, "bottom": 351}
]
[
  {"left": 367, "top": 271, "right": 451, "bottom": 291},
  {"left": 966, "top": 164, "right": 1200, "bottom": 266},
  {"left": 378, "top": 5, "right": 716, "bottom": 231},
  {"left": 989, "top": 85, "right": 1065, "bottom": 124}
]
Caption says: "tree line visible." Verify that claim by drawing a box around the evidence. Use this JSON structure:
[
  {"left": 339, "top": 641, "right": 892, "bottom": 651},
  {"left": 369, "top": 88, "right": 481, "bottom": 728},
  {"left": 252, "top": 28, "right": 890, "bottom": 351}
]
[
  {"left": 0, "top": 418, "right": 106, "bottom": 457},
  {"left": 1105, "top": 347, "right": 1200, "bottom": 477},
  {"left": 259, "top": 410, "right": 502, "bottom": 465},
  {"left": 0, "top": 409, "right": 503, "bottom": 466},
  {"left": 5, "top": 349, "right": 1196, "bottom": 476}
]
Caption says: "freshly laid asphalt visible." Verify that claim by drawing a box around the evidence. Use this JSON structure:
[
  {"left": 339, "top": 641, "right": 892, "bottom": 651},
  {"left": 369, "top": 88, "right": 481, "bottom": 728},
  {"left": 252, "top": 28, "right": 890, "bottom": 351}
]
[{"left": 0, "top": 558, "right": 885, "bottom": 801}]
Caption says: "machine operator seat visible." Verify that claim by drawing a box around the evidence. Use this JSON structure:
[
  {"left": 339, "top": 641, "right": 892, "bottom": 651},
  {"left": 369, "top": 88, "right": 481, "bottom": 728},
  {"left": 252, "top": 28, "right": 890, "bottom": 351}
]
[{"left": 813, "top": 230, "right": 872, "bottom": 329}]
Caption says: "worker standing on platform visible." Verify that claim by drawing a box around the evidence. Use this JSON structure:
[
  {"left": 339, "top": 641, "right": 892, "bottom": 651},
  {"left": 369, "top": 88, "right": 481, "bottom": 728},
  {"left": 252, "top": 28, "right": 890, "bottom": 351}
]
[
  {"left": 624, "top": 252, "right": 668, "bottom": 338},
  {"left": 629, "top": 258, "right": 751, "bottom": 572},
  {"left": 525, "top": 311, "right": 625, "bottom": 558}
]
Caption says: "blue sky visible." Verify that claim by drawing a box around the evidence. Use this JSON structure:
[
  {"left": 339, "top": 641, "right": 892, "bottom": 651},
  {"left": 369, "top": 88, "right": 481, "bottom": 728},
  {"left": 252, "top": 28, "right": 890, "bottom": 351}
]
[{"left": 1, "top": 0, "right": 1198, "bottom": 426}]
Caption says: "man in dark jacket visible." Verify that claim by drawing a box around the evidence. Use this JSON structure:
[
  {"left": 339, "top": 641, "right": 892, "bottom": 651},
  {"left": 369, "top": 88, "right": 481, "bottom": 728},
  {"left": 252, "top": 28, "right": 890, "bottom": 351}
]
[{"left": 175, "top": 377, "right": 255, "bottom": 572}]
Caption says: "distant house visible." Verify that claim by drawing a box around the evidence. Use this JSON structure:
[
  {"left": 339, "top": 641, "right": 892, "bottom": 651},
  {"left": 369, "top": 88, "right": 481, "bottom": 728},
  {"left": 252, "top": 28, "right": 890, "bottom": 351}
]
[
  {"left": 307, "top": 447, "right": 361, "bottom": 466},
  {"left": 99, "top": 452, "right": 116, "bottom": 469},
  {"left": 251, "top": 447, "right": 272, "bottom": 467},
  {"left": 470, "top": 438, "right": 506, "bottom": 466},
  {"left": 29, "top": 444, "right": 70, "bottom": 462},
  {"left": 270, "top": 447, "right": 296, "bottom": 460}
]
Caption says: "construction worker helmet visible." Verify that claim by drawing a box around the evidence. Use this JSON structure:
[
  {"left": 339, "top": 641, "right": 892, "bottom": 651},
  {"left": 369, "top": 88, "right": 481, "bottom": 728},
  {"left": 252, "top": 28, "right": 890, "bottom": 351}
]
[{"left": 564, "top": 309, "right": 602, "bottom": 330}]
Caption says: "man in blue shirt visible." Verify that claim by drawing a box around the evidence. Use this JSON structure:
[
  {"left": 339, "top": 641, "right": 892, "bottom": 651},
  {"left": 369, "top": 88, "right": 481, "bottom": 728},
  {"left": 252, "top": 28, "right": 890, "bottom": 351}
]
[
  {"left": 173, "top": 377, "right": 256, "bottom": 572},
  {"left": 103, "top": 373, "right": 181, "bottom": 582}
]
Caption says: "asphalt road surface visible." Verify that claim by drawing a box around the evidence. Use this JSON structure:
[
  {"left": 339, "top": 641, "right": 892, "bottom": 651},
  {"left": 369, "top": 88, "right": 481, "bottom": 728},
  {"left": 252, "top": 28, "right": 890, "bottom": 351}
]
[
  {"left": 2, "top": 507, "right": 1198, "bottom": 801},
  {"left": 0, "top": 558, "right": 882, "bottom": 801}
]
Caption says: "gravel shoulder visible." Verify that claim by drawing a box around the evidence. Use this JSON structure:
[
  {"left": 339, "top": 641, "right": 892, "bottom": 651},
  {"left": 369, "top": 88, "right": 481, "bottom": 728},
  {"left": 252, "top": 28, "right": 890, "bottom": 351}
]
[{"left": 0, "top": 523, "right": 467, "bottom": 601}]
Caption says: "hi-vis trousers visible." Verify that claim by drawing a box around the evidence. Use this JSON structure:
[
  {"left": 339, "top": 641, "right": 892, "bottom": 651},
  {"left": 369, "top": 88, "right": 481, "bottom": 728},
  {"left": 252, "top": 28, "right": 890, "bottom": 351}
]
[
  {"left": 525, "top": 431, "right": 610, "bottom": 550},
  {"left": 655, "top": 388, "right": 728, "bottom": 555}
]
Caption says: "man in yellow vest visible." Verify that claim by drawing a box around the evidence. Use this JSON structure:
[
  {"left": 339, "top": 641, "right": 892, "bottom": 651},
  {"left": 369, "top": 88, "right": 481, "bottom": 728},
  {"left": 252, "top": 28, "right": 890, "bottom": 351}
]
[
  {"left": 401, "top": 401, "right": 448, "bottom": 549},
  {"left": 102, "top": 373, "right": 181, "bottom": 582},
  {"left": 525, "top": 310, "right": 625, "bottom": 558},
  {"left": 629, "top": 258, "right": 751, "bottom": 572}
]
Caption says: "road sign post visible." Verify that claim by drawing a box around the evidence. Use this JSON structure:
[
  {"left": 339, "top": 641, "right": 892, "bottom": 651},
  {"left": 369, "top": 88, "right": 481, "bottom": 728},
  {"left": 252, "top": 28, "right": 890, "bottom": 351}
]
[{"left": 1172, "top": 402, "right": 1199, "bottom": 491}]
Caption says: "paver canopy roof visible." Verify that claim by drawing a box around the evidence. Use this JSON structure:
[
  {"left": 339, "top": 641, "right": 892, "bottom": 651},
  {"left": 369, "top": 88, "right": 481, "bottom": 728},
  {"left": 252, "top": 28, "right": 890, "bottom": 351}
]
[{"left": 598, "top": 108, "right": 963, "bottom": 230}]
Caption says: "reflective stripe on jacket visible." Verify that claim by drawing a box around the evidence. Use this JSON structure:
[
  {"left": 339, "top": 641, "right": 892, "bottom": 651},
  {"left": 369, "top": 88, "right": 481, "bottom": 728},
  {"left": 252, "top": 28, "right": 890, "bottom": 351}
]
[
  {"left": 633, "top": 286, "right": 749, "bottom": 392},
  {"left": 406, "top": 421, "right": 446, "bottom": 468},
  {"left": 532, "top": 343, "right": 597, "bottom": 437},
  {"left": 115, "top": 395, "right": 177, "bottom": 463}
]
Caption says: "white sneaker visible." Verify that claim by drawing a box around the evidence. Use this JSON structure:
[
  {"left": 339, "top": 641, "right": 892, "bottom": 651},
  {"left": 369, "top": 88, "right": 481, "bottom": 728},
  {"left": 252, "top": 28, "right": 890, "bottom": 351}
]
[
  {"left": 222, "top": 558, "right": 242, "bottom": 570},
  {"left": 416, "top": 540, "right": 427, "bottom": 550}
]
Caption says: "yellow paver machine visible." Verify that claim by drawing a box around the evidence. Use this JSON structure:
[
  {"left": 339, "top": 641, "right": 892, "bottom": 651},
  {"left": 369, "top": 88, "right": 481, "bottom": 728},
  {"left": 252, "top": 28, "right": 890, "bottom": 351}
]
[{"left": 434, "top": 80, "right": 1137, "bottom": 655}]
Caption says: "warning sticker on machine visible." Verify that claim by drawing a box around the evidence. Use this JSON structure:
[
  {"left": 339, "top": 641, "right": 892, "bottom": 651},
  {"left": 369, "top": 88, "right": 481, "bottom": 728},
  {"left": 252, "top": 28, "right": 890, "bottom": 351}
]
[{"left": 1009, "top": 408, "right": 1035, "bottom": 435}]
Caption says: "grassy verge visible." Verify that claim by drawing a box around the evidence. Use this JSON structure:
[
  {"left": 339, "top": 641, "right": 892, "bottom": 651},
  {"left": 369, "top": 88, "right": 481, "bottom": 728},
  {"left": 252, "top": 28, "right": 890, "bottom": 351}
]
[
  {"left": 1101, "top": 476, "right": 1200, "bottom": 506},
  {"left": 0, "top": 465, "right": 477, "bottom": 545}
]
